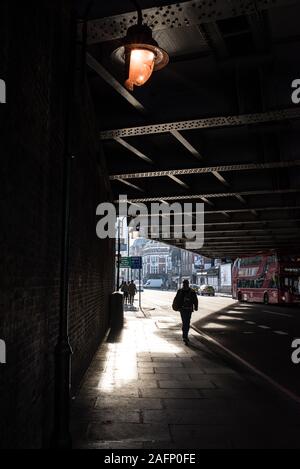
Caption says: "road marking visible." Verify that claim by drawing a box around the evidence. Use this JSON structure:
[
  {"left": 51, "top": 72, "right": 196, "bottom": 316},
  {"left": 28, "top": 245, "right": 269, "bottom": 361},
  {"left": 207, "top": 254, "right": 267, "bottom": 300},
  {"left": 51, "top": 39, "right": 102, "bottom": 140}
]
[
  {"left": 263, "top": 310, "right": 293, "bottom": 318},
  {"left": 243, "top": 331, "right": 255, "bottom": 334},
  {"left": 218, "top": 315, "right": 244, "bottom": 321},
  {"left": 245, "top": 321, "right": 256, "bottom": 325},
  {"left": 258, "top": 325, "right": 270, "bottom": 329},
  {"left": 192, "top": 326, "right": 300, "bottom": 405},
  {"left": 273, "top": 330, "right": 289, "bottom": 336}
]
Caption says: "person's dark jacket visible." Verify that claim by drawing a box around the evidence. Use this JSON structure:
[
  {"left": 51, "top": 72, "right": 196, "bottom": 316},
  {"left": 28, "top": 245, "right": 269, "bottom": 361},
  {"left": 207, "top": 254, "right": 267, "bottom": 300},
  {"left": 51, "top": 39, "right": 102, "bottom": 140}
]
[{"left": 172, "top": 288, "right": 198, "bottom": 312}]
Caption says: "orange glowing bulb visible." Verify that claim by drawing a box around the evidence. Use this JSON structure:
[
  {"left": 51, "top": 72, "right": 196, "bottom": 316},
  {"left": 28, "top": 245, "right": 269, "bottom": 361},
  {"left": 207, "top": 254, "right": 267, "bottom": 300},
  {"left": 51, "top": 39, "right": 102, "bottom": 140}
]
[{"left": 125, "top": 49, "right": 155, "bottom": 91}]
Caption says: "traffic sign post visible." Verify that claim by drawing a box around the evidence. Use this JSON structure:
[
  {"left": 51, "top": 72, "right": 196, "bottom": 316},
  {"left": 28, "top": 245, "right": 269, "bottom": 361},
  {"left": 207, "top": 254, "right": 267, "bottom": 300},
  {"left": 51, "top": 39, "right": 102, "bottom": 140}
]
[
  {"left": 118, "top": 256, "right": 142, "bottom": 269},
  {"left": 117, "top": 256, "right": 143, "bottom": 313},
  {"left": 119, "top": 257, "right": 131, "bottom": 268},
  {"left": 130, "top": 256, "right": 142, "bottom": 269},
  {"left": 127, "top": 257, "right": 142, "bottom": 310}
]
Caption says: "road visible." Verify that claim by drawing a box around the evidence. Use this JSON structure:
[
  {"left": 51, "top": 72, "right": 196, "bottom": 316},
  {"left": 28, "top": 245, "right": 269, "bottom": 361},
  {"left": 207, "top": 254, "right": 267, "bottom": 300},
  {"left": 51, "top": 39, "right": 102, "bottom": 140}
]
[
  {"left": 138, "top": 289, "right": 300, "bottom": 400},
  {"left": 141, "top": 289, "right": 236, "bottom": 322}
]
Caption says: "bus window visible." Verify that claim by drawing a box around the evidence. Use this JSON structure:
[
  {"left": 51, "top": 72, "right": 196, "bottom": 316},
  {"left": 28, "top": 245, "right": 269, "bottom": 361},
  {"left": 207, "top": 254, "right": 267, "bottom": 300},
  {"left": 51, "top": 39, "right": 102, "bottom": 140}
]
[
  {"left": 281, "top": 277, "right": 300, "bottom": 294},
  {"left": 267, "top": 255, "right": 276, "bottom": 265},
  {"left": 256, "top": 278, "right": 264, "bottom": 289}
]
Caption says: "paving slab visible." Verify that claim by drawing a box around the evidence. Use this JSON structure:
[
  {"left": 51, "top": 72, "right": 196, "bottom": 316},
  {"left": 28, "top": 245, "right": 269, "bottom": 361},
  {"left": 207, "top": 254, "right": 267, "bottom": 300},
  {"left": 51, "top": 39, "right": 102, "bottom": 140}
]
[
  {"left": 139, "top": 388, "right": 201, "bottom": 399},
  {"left": 71, "top": 313, "right": 300, "bottom": 449},
  {"left": 88, "top": 423, "right": 171, "bottom": 442}
]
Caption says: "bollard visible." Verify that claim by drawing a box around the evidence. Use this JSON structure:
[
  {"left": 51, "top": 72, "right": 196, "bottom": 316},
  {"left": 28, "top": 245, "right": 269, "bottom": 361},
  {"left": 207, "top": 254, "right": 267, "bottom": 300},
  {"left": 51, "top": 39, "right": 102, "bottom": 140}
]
[{"left": 110, "top": 292, "right": 124, "bottom": 332}]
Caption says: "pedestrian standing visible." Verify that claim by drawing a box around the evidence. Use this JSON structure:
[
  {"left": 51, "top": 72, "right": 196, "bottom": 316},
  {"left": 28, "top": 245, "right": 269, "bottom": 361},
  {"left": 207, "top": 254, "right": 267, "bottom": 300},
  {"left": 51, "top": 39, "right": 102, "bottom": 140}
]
[
  {"left": 128, "top": 280, "right": 137, "bottom": 306},
  {"left": 121, "top": 281, "right": 129, "bottom": 305}
]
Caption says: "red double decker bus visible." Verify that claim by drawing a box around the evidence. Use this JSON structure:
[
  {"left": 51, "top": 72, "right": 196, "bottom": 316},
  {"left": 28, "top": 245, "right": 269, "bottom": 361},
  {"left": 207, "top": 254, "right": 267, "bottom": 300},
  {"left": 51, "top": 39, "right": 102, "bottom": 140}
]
[{"left": 232, "top": 253, "right": 300, "bottom": 305}]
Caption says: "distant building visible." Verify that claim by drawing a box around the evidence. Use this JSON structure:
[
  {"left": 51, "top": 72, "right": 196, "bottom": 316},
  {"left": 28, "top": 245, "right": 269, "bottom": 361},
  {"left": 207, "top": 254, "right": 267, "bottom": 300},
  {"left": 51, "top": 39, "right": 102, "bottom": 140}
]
[
  {"left": 219, "top": 262, "right": 233, "bottom": 294},
  {"left": 130, "top": 237, "right": 147, "bottom": 257},
  {"left": 127, "top": 237, "right": 232, "bottom": 293},
  {"left": 142, "top": 241, "right": 171, "bottom": 287},
  {"left": 171, "top": 248, "right": 197, "bottom": 288},
  {"left": 130, "top": 238, "right": 148, "bottom": 281},
  {"left": 196, "top": 258, "right": 233, "bottom": 293}
]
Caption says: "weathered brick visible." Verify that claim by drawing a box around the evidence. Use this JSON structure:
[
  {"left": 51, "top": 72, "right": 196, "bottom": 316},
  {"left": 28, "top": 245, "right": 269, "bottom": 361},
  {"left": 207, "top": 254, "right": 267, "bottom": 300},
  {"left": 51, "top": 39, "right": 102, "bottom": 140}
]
[{"left": 0, "top": 1, "right": 114, "bottom": 449}]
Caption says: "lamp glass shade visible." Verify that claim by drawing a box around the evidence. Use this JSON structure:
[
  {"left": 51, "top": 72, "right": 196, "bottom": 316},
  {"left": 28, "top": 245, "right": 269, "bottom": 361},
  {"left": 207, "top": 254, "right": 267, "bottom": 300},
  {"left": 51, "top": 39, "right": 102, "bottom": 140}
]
[{"left": 125, "top": 48, "right": 155, "bottom": 91}]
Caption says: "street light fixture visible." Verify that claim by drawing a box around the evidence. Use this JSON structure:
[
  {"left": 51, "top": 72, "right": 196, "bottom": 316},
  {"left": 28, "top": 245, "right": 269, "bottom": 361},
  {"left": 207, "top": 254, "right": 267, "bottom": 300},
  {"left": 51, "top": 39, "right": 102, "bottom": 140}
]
[{"left": 112, "top": 0, "right": 169, "bottom": 91}]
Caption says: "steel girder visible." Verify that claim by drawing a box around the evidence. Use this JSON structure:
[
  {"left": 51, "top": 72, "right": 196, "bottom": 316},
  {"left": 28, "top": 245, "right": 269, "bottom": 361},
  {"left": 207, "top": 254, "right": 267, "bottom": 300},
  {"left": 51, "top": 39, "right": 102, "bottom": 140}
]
[
  {"left": 100, "top": 108, "right": 300, "bottom": 140},
  {"left": 81, "top": 0, "right": 299, "bottom": 45},
  {"left": 110, "top": 159, "right": 300, "bottom": 180},
  {"left": 118, "top": 188, "right": 300, "bottom": 203}
]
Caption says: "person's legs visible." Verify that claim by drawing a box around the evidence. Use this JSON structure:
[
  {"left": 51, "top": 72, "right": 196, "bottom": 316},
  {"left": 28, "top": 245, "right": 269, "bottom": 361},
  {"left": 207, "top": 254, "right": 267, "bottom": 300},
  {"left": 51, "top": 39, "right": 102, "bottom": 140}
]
[{"left": 180, "top": 311, "right": 192, "bottom": 340}]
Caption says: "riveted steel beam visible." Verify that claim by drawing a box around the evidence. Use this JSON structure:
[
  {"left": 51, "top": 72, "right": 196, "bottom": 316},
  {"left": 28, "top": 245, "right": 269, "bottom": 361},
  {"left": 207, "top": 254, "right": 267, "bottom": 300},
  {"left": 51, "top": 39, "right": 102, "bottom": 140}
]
[
  {"left": 114, "top": 179, "right": 144, "bottom": 192},
  {"left": 81, "top": 0, "right": 298, "bottom": 45},
  {"left": 141, "top": 206, "right": 300, "bottom": 217},
  {"left": 110, "top": 159, "right": 300, "bottom": 180},
  {"left": 203, "top": 235, "right": 300, "bottom": 241},
  {"left": 111, "top": 138, "right": 190, "bottom": 189},
  {"left": 170, "top": 130, "right": 203, "bottom": 160},
  {"left": 87, "top": 53, "right": 147, "bottom": 115},
  {"left": 206, "top": 206, "right": 300, "bottom": 215},
  {"left": 114, "top": 137, "right": 153, "bottom": 164},
  {"left": 121, "top": 188, "right": 300, "bottom": 203},
  {"left": 146, "top": 225, "right": 300, "bottom": 232},
  {"left": 201, "top": 218, "right": 300, "bottom": 227},
  {"left": 100, "top": 108, "right": 300, "bottom": 139}
]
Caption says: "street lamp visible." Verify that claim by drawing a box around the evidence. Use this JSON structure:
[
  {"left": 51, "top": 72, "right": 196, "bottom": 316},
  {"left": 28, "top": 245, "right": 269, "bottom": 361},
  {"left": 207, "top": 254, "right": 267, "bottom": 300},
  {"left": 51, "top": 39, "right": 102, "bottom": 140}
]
[{"left": 112, "top": 0, "right": 169, "bottom": 91}]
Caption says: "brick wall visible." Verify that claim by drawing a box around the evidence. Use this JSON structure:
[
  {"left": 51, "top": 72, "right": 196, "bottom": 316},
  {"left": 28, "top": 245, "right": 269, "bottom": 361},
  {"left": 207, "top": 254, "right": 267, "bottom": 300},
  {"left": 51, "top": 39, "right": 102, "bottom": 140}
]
[{"left": 0, "top": 1, "right": 114, "bottom": 448}]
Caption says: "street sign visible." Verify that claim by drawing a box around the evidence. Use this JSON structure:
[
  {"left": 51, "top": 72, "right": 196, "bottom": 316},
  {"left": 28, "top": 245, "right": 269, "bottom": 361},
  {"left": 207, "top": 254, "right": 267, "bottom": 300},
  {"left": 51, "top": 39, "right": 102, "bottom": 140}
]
[
  {"left": 131, "top": 256, "right": 142, "bottom": 269},
  {"left": 119, "top": 256, "right": 143, "bottom": 269},
  {"left": 119, "top": 257, "right": 131, "bottom": 268}
]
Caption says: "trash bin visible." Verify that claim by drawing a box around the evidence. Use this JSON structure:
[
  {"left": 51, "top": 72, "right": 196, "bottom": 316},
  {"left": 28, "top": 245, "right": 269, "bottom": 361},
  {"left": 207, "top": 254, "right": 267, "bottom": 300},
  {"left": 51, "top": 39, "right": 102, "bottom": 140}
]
[{"left": 110, "top": 292, "right": 124, "bottom": 332}]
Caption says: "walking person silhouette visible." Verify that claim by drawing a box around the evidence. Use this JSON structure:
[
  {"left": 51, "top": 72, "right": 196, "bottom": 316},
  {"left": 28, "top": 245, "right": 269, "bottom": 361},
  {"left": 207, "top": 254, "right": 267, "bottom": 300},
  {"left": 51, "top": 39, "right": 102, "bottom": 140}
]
[{"left": 172, "top": 279, "right": 198, "bottom": 345}]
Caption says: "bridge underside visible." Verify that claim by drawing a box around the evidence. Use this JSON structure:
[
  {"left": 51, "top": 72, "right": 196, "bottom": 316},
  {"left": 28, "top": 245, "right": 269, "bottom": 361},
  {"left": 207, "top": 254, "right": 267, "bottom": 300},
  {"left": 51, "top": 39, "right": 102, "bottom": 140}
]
[{"left": 81, "top": 0, "right": 300, "bottom": 258}]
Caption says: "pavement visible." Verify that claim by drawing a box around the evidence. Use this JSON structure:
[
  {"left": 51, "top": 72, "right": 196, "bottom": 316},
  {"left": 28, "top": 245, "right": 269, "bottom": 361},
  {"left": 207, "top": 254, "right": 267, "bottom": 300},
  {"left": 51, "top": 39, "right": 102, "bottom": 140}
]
[
  {"left": 142, "top": 291, "right": 300, "bottom": 400},
  {"left": 193, "top": 299, "right": 300, "bottom": 400},
  {"left": 71, "top": 292, "right": 300, "bottom": 449}
]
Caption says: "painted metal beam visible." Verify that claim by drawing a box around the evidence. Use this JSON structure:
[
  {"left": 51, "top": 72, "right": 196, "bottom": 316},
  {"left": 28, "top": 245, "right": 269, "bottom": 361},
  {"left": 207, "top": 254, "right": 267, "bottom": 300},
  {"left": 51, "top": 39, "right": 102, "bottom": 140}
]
[
  {"left": 206, "top": 206, "right": 300, "bottom": 215},
  {"left": 170, "top": 130, "right": 203, "bottom": 160},
  {"left": 146, "top": 226, "right": 300, "bottom": 232},
  {"left": 202, "top": 219, "right": 300, "bottom": 227},
  {"left": 112, "top": 138, "right": 190, "bottom": 189},
  {"left": 114, "top": 179, "right": 144, "bottom": 192},
  {"left": 100, "top": 108, "right": 300, "bottom": 140},
  {"left": 87, "top": 54, "right": 195, "bottom": 191},
  {"left": 168, "top": 175, "right": 190, "bottom": 189},
  {"left": 137, "top": 206, "right": 300, "bottom": 216},
  {"left": 110, "top": 160, "right": 300, "bottom": 180},
  {"left": 114, "top": 137, "right": 153, "bottom": 164},
  {"left": 86, "top": 53, "right": 147, "bottom": 115},
  {"left": 201, "top": 234, "right": 300, "bottom": 240},
  {"left": 212, "top": 171, "right": 231, "bottom": 187},
  {"left": 87, "top": 53, "right": 234, "bottom": 191},
  {"left": 81, "top": 0, "right": 298, "bottom": 45},
  {"left": 122, "top": 188, "right": 300, "bottom": 203}
]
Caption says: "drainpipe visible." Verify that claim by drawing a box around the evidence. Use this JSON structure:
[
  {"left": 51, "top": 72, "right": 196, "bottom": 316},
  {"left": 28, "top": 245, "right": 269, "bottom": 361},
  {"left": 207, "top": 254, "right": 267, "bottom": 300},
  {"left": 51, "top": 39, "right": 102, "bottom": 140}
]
[
  {"left": 51, "top": 4, "right": 77, "bottom": 449},
  {"left": 116, "top": 219, "right": 121, "bottom": 289}
]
